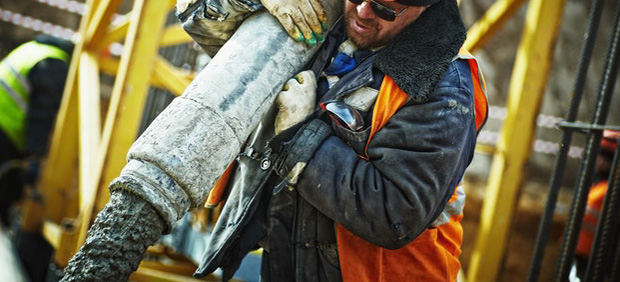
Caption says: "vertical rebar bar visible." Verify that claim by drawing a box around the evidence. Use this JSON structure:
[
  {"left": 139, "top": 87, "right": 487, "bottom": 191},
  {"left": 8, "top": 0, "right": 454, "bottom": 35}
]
[
  {"left": 609, "top": 150, "right": 620, "bottom": 282},
  {"left": 584, "top": 136, "right": 620, "bottom": 282},
  {"left": 526, "top": 0, "right": 605, "bottom": 280},
  {"left": 553, "top": 1, "right": 620, "bottom": 281}
]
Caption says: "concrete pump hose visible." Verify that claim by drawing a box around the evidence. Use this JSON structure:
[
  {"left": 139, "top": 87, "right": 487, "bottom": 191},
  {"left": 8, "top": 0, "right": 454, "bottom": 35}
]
[
  {"left": 116, "top": 1, "right": 342, "bottom": 232},
  {"left": 60, "top": 1, "right": 342, "bottom": 281},
  {"left": 60, "top": 190, "right": 165, "bottom": 282}
]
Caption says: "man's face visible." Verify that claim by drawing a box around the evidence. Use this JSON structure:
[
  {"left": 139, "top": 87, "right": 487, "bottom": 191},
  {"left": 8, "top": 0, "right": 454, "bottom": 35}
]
[{"left": 344, "top": 0, "right": 428, "bottom": 49}]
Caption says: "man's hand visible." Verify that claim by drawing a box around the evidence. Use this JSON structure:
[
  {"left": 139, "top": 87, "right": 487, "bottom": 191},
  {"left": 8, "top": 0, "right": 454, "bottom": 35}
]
[
  {"left": 274, "top": 70, "right": 317, "bottom": 135},
  {"left": 261, "top": 0, "right": 327, "bottom": 46}
]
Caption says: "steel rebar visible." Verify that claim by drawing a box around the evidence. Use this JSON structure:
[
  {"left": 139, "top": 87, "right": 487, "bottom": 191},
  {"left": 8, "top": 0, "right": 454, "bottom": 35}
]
[
  {"left": 553, "top": 1, "right": 620, "bottom": 280},
  {"left": 526, "top": 0, "right": 605, "bottom": 280}
]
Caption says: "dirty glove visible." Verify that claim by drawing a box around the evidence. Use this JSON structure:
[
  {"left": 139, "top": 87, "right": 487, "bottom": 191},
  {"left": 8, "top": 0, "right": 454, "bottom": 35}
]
[
  {"left": 176, "top": 0, "right": 261, "bottom": 56},
  {"left": 271, "top": 119, "right": 332, "bottom": 191},
  {"left": 260, "top": 0, "right": 327, "bottom": 46},
  {"left": 274, "top": 70, "right": 317, "bottom": 135}
]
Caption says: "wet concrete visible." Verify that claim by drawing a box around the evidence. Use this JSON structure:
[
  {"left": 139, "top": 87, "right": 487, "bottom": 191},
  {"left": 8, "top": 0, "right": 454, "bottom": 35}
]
[{"left": 60, "top": 190, "right": 164, "bottom": 282}]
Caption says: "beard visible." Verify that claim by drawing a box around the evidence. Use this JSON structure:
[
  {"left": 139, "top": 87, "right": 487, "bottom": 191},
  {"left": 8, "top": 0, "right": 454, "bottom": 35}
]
[{"left": 344, "top": 9, "right": 391, "bottom": 49}]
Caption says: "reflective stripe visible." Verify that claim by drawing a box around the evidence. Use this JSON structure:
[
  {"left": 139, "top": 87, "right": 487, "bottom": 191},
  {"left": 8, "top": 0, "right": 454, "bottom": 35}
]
[
  {"left": 5, "top": 58, "right": 32, "bottom": 95},
  {"left": 456, "top": 48, "right": 488, "bottom": 132},
  {"left": 0, "top": 78, "right": 27, "bottom": 112},
  {"left": 432, "top": 185, "right": 466, "bottom": 226}
]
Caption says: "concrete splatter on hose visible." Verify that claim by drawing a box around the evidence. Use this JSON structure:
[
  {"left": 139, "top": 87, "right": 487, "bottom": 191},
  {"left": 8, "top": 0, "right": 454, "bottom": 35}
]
[{"left": 60, "top": 190, "right": 164, "bottom": 282}]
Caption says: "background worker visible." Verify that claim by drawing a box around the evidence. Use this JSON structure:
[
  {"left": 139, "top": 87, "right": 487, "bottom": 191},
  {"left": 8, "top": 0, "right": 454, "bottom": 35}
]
[
  {"left": 0, "top": 34, "right": 73, "bottom": 282},
  {"left": 0, "top": 34, "right": 73, "bottom": 227},
  {"left": 59, "top": 0, "right": 487, "bottom": 281},
  {"left": 572, "top": 130, "right": 619, "bottom": 280}
]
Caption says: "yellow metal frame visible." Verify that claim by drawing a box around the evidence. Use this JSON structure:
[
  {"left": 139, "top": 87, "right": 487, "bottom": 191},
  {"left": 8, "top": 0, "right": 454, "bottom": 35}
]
[
  {"left": 25, "top": 0, "right": 195, "bottom": 279},
  {"left": 27, "top": 0, "right": 569, "bottom": 280},
  {"left": 465, "top": 0, "right": 566, "bottom": 281},
  {"left": 463, "top": 0, "right": 528, "bottom": 53}
]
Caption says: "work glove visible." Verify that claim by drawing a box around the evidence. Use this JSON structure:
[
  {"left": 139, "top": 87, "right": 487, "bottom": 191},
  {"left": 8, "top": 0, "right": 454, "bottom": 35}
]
[
  {"left": 176, "top": 0, "right": 261, "bottom": 57},
  {"left": 270, "top": 119, "right": 332, "bottom": 192},
  {"left": 274, "top": 70, "right": 317, "bottom": 135},
  {"left": 260, "top": 0, "right": 327, "bottom": 46}
]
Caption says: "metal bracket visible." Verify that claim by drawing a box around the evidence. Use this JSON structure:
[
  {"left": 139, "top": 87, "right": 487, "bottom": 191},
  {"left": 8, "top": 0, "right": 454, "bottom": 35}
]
[{"left": 555, "top": 121, "right": 620, "bottom": 132}]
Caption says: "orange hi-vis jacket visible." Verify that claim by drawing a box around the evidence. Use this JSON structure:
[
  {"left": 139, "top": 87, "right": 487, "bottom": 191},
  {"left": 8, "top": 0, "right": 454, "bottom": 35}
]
[{"left": 576, "top": 180, "right": 608, "bottom": 258}]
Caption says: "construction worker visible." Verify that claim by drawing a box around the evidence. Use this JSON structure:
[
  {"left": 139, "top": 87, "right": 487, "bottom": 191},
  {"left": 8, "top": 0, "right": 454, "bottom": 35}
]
[
  {"left": 59, "top": 0, "right": 487, "bottom": 281},
  {"left": 183, "top": 0, "right": 488, "bottom": 281},
  {"left": 572, "top": 130, "right": 619, "bottom": 280},
  {"left": 0, "top": 34, "right": 73, "bottom": 227}
]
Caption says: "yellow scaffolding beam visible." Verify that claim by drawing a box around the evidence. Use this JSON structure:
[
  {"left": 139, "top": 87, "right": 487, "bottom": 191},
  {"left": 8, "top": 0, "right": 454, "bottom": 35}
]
[
  {"left": 464, "top": 0, "right": 528, "bottom": 53},
  {"left": 34, "top": 0, "right": 194, "bottom": 268},
  {"left": 77, "top": 51, "right": 101, "bottom": 217},
  {"left": 84, "top": 0, "right": 123, "bottom": 50},
  {"left": 38, "top": 0, "right": 103, "bottom": 224},
  {"left": 466, "top": 0, "right": 566, "bottom": 281},
  {"left": 80, "top": 0, "right": 172, "bottom": 248},
  {"left": 160, "top": 24, "right": 194, "bottom": 47}
]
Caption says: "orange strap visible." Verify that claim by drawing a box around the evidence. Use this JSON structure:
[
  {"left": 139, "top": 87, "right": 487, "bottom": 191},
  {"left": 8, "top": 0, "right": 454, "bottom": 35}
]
[
  {"left": 362, "top": 50, "right": 488, "bottom": 159},
  {"left": 467, "top": 57, "right": 488, "bottom": 131},
  {"left": 362, "top": 75, "right": 409, "bottom": 160},
  {"left": 204, "top": 160, "right": 236, "bottom": 208}
]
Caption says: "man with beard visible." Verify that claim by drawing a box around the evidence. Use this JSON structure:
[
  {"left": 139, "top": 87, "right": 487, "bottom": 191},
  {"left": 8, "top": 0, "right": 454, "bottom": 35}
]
[{"left": 182, "top": 0, "right": 488, "bottom": 281}]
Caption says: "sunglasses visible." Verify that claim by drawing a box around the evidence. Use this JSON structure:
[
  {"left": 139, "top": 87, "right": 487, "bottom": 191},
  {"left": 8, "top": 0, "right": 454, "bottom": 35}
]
[
  {"left": 320, "top": 100, "right": 365, "bottom": 132},
  {"left": 348, "top": 0, "right": 410, "bottom": 22}
]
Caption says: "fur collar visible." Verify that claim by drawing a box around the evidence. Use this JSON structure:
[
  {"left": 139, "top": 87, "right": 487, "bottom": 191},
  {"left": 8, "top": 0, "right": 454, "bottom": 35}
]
[{"left": 373, "top": 0, "right": 466, "bottom": 102}]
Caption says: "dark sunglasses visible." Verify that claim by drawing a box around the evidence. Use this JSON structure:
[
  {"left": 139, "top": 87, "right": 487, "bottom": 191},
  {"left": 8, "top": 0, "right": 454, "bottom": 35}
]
[
  {"left": 348, "top": 0, "right": 409, "bottom": 22},
  {"left": 320, "top": 101, "right": 365, "bottom": 132}
]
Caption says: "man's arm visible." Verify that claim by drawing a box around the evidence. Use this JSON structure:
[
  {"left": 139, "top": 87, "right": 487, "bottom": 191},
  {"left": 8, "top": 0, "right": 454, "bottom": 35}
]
[
  {"left": 177, "top": 0, "right": 262, "bottom": 57},
  {"left": 297, "top": 81, "right": 477, "bottom": 249},
  {"left": 25, "top": 58, "right": 68, "bottom": 157},
  {"left": 177, "top": 0, "right": 326, "bottom": 57}
]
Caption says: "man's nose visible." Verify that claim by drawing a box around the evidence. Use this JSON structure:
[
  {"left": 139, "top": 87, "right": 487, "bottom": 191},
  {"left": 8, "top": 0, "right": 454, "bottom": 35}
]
[{"left": 356, "top": 1, "right": 376, "bottom": 19}]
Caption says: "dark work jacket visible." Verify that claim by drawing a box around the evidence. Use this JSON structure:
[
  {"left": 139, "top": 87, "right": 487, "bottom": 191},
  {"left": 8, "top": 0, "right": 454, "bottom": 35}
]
[
  {"left": 262, "top": 37, "right": 479, "bottom": 282},
  {"left": 195, "top": 1, "right": 476, "bottom": 281}
]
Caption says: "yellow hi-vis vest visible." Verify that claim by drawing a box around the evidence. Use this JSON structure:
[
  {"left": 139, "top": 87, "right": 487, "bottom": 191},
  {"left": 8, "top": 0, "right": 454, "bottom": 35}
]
[{"left": 0, "top": 41, "right": 69, "bottom": 152}]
